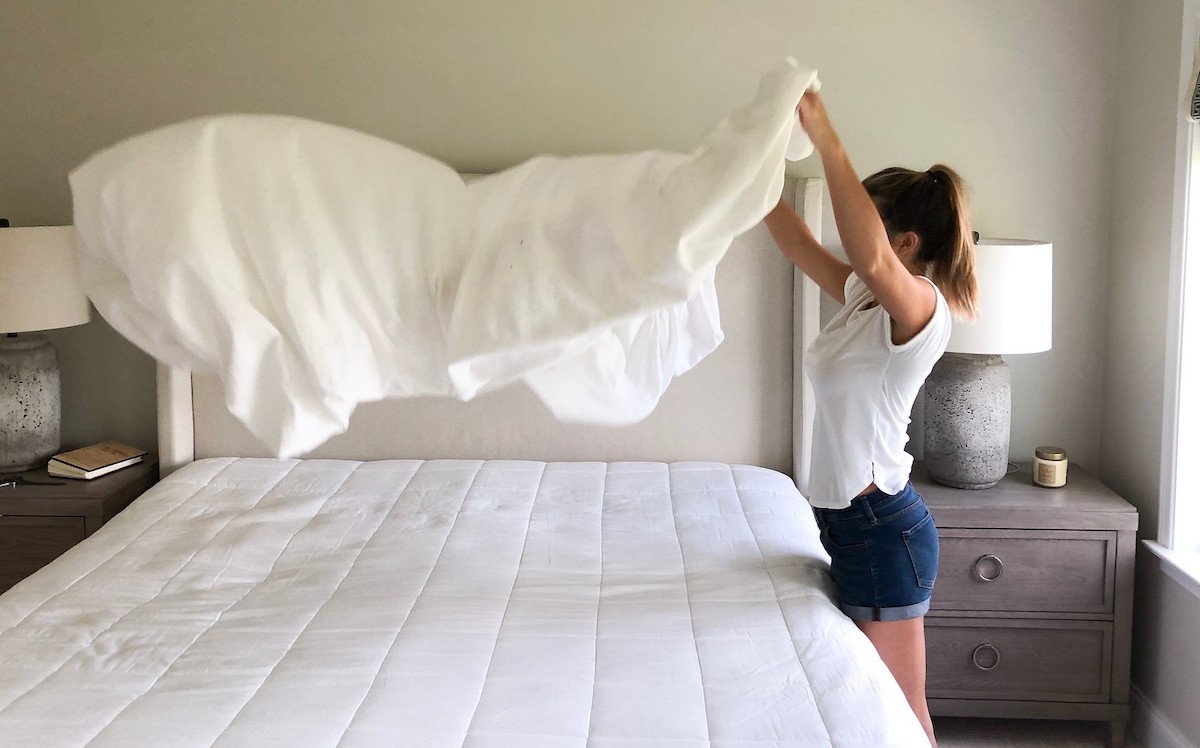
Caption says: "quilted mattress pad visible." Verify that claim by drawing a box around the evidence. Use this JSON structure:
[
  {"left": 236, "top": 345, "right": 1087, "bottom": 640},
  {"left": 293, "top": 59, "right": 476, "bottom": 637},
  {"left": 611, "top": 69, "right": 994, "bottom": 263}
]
[{"left": 0, "top": 459, "right": 926, "bottom": 746}]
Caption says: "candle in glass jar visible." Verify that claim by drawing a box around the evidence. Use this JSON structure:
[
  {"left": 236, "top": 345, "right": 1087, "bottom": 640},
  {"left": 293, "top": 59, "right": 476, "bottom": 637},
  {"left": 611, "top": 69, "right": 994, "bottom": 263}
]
[{"left": 1033, "top": 446, "right": 1068, "bottom": 488}]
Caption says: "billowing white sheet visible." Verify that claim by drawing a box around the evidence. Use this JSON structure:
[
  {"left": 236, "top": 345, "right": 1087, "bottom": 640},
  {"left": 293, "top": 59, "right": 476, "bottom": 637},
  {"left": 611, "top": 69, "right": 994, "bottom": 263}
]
[
  {"left": 0, "top": 460, "right": 926, "bottom": 746},
  {"left": 68, "top": 61, "right": 818, "bottom": 458}
]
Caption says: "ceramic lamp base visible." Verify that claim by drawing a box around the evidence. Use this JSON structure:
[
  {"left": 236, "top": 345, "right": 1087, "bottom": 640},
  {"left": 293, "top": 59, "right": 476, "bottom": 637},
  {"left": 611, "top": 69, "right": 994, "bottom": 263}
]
[
  {"left": 0, "top": 334, "right": 62, "bottom": 472},
  {"left": 923, "top": 352, "right": 1011, "bottom": 489}
]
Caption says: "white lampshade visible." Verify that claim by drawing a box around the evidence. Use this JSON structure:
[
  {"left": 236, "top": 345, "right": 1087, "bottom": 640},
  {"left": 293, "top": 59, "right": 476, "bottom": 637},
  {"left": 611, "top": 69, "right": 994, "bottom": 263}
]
[
  {"left": 1, "top": 225, "right": 90, "bottom": 471},
  {"left": 0, "top": 226, "right": 90, "bottom": 334},
  {"left": 946, "top": 238, "right": 1053, "bottom": 355}
]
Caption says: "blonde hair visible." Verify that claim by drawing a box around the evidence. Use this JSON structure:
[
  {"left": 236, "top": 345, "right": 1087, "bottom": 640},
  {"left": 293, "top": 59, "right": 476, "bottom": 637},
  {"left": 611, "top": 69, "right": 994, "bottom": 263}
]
[{"left": 862, "top": 164, "right": 978, "bottom": 319}]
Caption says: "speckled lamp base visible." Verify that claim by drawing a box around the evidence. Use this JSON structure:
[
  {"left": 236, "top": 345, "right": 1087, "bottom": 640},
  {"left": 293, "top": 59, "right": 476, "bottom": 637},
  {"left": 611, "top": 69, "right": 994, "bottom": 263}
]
[
  {"left": 923, "top": 353, "right": 1010, "bottom": 489},
  {"left": 0, "top": 334, "right": 62, "bottom": 472}
]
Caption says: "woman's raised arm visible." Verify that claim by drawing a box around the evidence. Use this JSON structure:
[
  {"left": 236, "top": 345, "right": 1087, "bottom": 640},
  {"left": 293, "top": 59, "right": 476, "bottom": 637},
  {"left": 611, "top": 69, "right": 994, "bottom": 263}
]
[
  {"left": 797, "top": 92, "right": 936, "bottom": 342},
  {"left": 764, "top": 198, "right": 852, "bottom": 303}
]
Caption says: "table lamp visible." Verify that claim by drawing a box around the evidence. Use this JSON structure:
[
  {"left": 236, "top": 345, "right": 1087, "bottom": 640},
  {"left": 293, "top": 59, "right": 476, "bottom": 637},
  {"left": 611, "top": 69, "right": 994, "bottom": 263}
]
[
  {"left": 923, "top": 238, "right": 1053, "bottom": 488},
  {"left": 0, "top": 223, "right": 91, "bottom": 472}
]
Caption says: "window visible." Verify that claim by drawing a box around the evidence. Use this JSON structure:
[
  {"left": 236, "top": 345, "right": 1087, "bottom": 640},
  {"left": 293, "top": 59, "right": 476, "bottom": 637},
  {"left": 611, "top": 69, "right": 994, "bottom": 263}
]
[
  {"left": 1153, "top": 106, "right": 1200, "bottom": 597},
  {"left": 1170, "top": 124, "right": 1200, "bottom": 553}
]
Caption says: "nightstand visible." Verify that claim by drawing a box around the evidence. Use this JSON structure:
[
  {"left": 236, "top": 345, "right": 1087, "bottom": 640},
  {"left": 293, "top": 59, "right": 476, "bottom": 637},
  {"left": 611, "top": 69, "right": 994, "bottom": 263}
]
[
  {"left": 912, "top": 462, "right": 1138, "bottom": 748},
  {"left": 0, "top": 456, "right": 158, "bottom": 593}
]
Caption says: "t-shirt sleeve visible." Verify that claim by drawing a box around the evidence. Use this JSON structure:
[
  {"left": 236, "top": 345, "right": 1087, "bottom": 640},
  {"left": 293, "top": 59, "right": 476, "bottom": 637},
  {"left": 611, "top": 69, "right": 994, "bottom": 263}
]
[{"left": 843, "top": 272, "right": 862, "bottom": 301}]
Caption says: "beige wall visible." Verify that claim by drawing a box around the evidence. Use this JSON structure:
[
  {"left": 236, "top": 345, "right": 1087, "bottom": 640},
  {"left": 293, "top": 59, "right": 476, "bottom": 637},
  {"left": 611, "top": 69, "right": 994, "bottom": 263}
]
[
  {"left": 1, "top": 0, "right": 1116, "bottom": 469},
  {"left": 1104, "top": 0, "right": 1200, "bottom": 745}
]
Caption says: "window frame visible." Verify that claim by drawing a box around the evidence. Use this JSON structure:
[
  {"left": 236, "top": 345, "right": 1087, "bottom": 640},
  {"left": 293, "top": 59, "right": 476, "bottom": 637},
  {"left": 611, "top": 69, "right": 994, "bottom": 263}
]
[{"left": 1149, "top": 40, "right": 1200, "bottom": 598}]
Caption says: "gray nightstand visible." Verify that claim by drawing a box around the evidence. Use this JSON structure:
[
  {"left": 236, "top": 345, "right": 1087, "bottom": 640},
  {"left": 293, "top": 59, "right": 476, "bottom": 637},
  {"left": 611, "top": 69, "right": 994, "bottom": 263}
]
[
  {"left": 912, "top": 462, "right": 1138, "bottom": 748},
  {"left": 0, "top": 457, "right": 158, "bottom": 593}
]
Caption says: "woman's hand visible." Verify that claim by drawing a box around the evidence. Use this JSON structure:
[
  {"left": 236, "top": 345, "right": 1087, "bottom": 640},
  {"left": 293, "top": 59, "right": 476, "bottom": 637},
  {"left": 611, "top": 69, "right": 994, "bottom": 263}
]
[{"left": 797, "top": 90, "right": 840, "bottom": 155}]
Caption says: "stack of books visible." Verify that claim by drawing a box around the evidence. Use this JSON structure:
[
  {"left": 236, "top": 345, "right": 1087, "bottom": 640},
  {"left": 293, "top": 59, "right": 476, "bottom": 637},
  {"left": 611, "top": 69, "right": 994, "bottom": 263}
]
[{"left": 47, "top": 442, "right": 147, "bottom": 480}]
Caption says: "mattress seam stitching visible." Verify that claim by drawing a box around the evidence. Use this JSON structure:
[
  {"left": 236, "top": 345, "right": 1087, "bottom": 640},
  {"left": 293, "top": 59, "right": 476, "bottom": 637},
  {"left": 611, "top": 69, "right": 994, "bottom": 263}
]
[
  {"left": 462, "top": 462, "right": 547, "bottom": 740},
  {"left": 201, "top": 461, "right": 384, "bottom": 744},
  {"left": 667, "top": 463, "right": 714, "bottom": 746},
  {"left": 328, "top": 459, "right": 477, "bottom": 744},
  {"left": 583, "top": 463, "right": 609, "bottom": 743}
]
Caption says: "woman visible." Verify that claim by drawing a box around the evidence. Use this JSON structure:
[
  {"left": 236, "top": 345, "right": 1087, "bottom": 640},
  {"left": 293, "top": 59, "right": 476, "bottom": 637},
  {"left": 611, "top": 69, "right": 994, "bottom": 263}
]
[{"left": 765, "top": 91, "right": 978, "bottom": 748}]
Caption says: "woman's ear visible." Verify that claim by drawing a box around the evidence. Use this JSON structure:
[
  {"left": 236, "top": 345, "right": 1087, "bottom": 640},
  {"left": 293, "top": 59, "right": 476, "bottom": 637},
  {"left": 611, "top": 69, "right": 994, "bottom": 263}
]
[{"left": 892, "top": 230, "right": 921, "bottom": 259}]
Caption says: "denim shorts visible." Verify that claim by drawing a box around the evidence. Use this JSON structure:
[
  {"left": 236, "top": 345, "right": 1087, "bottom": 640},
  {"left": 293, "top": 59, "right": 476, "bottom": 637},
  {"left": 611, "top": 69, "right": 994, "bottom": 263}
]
[{"left": 812, "top": 481, "right": 939, "bottom": 622}]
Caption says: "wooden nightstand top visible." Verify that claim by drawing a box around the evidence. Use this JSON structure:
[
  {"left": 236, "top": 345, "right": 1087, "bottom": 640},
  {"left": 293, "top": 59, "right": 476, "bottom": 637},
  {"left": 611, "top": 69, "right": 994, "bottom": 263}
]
[
  {"left": 912, "top": 462, "right": 1138, "bottom": 532},
  {"left": 0, "top": 457, "right": 159, "bottom": 531}
]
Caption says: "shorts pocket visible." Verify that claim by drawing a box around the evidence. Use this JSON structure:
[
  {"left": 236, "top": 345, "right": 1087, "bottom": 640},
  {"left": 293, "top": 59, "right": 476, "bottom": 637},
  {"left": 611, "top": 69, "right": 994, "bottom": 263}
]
[
  {"left": 902, "top": 510, "right": 939, "bottom": 590},
  {"left": 822, "top": 519, "right": 868, "bottom": 552}
]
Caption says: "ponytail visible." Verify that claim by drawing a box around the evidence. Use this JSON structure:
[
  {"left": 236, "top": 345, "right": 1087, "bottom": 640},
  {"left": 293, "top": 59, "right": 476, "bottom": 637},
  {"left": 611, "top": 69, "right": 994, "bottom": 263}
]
[{"left": 863, "top": 164, "right": 978, "bottom": 319}]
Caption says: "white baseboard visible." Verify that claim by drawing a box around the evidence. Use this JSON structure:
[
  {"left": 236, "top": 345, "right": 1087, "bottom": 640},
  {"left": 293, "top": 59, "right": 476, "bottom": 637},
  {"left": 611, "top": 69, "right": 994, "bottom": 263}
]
[{"left": 1132, "top": 685, "right": 1199, "bottom": 748}]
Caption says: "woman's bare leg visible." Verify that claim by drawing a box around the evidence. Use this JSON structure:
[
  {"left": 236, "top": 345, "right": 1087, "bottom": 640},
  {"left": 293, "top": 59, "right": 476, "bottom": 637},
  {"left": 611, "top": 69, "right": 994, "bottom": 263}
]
[{"left": 856, "top": 616, "right": 936, "bottom": 747}]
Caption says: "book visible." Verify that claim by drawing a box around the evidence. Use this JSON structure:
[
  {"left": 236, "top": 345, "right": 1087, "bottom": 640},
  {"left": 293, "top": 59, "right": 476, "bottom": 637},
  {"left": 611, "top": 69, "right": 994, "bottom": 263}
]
[{"left": 47, "top": 441, "right": 147, "bottom": 480}]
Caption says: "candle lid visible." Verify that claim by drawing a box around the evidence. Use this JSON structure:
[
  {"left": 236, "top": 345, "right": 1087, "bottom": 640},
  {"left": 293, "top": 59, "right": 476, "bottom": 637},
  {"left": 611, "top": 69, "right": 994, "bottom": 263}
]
[{"left": 1035, "top": 446, "right": 1066, "bottom": 460}]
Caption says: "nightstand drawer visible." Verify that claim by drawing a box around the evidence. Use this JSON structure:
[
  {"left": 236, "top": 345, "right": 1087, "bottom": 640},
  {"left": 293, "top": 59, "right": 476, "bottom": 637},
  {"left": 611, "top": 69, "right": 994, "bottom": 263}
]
[
  {"left": 0, "top": 516, "right": 87, "bottom": 592},
  {"left": 926, "top": 619, "right": 1112, "bottom": 703},
  {"left": 932, "top": 529, "right": 1115, "bottom": 614}
]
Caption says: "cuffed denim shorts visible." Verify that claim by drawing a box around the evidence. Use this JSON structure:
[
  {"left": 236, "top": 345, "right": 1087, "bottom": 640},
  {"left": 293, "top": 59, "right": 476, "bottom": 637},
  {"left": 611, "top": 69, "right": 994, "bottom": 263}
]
[{"left": 812, "top": 481, "right": 939, "bottom": 622}]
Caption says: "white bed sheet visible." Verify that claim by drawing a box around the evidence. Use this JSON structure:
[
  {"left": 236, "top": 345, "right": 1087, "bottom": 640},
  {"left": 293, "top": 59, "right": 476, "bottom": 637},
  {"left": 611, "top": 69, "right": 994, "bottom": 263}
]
[
  {"left": 0, "top": 459, "right": 926, "bottom": 747},
  {"left": 70, "top": 60, "right": 819, "bottom": 459}
]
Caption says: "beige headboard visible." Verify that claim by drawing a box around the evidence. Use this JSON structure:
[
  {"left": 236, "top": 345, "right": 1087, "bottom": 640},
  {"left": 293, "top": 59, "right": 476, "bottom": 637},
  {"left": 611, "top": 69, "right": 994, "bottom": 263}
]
[{"left": 157, "top": 176, "right": 824, "bottom": 482}]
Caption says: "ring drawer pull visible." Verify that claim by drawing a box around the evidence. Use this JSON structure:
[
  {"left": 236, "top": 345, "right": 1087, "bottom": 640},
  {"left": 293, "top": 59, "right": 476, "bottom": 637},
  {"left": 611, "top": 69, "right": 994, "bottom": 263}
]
[
  {"left": 971, "top": 643, "right": 1000, "bottom": 671},
  {"left": 973, "top": 554, "right": 1004, "bottom": 582}
]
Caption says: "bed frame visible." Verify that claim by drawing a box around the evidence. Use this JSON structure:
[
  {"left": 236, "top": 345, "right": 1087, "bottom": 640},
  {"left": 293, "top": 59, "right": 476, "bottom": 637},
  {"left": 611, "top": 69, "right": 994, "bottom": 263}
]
[{"left": 156, "top": 177, "right": 825, "bottom": 484}]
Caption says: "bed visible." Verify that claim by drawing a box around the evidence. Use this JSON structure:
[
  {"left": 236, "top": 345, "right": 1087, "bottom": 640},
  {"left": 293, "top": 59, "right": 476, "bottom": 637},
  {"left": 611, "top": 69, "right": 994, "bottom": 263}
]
[{"left": 0, "top": 178, "right": 930, "bottom": 746}]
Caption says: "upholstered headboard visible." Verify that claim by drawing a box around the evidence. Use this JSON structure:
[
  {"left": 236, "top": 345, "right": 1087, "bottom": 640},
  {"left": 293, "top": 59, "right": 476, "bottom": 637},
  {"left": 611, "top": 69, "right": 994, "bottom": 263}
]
[{"left": 157, "top": 176, "right": 824, "bottom": 482}]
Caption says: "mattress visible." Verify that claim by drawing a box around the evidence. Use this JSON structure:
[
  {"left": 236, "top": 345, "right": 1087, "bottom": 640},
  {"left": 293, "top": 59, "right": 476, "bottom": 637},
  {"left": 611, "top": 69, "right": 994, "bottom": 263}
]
[{"left": 0, "top": 459, "right": 926, "bottom": 747}]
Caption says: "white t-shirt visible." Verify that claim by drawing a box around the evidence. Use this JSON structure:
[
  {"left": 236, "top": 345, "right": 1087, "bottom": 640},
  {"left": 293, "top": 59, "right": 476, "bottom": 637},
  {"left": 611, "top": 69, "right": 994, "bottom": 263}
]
[{"left": 802, "top": 273, "right": 952, "bottom": 509}]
